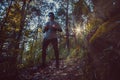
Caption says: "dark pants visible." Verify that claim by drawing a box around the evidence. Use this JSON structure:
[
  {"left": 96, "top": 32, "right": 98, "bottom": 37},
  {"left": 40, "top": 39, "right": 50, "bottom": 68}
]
[{"left": 42, "top": 38, "right": 59, "bottom": 68}]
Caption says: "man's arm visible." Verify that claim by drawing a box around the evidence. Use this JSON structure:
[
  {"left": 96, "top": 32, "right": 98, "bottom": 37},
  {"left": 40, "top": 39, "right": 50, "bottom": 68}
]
[
  {"left": 57, "top": 27, "right": 62, "bottom": 32},
  {"left": 43, "top": 26, "right": 48, "bottom": 33},
  {"left": 43, "top": 22, "right": 49, "bottom": 33},
  {"left": 57, "top": 23, "right": 62, "bottom": 32}
]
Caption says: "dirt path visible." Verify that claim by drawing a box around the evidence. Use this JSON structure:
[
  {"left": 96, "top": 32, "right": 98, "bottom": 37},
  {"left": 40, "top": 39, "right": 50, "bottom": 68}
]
[{"left": 19, "top": 59, "right": 84, "bottom": 80}]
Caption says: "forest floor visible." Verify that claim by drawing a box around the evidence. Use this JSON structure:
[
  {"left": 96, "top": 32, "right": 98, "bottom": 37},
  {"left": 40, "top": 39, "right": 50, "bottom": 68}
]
[{"left": 19, "top": 58, "right": 85, "bottom": 80}]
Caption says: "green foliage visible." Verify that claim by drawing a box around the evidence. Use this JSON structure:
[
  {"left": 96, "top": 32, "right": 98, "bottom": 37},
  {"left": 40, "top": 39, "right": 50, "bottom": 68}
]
[
  {"left": 56, "top": 8, "right": 66, "bottom": 16},
  {"left": 73, "top": 0, "right": 90, "bottom": 22}
]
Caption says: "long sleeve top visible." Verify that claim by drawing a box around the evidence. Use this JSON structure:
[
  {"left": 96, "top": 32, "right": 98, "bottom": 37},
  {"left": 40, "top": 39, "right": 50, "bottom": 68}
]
[{"left": 43, "top": 20, "right": 62, "bottom": 39}]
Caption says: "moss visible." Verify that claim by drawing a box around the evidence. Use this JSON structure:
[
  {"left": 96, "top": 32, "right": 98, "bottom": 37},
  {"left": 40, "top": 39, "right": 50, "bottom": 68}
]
[
  {"left": 89, "top": 20, "right": 118, "bottom": 43},
  {"left": 89, "top": 14, "right": 120, "bottom": 44}
]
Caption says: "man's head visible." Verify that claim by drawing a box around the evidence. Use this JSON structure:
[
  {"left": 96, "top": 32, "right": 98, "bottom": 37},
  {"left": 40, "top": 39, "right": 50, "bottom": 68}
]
[{"left": 48, "top": 12, "right": 54, "bottom": 20}]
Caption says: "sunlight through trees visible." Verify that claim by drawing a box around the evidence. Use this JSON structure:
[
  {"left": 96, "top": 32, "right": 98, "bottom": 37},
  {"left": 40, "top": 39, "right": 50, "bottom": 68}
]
[{"left": 0, "top": 0, "right": 120, "bottom": 80}]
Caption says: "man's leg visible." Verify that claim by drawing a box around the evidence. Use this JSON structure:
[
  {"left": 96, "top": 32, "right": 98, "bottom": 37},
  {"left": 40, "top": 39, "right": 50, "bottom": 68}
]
[
  {"left": 52, "top": 38, "right": 59, "bottom": 68},
  {"left": 42, "top": 39, "right": 50, "bottom": 67}
]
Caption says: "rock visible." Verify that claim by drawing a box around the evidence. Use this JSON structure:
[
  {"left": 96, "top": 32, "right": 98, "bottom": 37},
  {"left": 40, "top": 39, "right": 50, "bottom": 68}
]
[{"left": 88, "top": 17, "right": 120, "bottom": 80}]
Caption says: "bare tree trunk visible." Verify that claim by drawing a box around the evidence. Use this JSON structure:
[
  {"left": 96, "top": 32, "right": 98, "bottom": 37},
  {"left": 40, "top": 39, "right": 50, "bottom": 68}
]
[
  {"left": 0, "top": 0, "right": 13, "bottom": 55},
  {"left": 15, "top": 0, "right": 32, "bottom": 63},
  {"left": 66, "top": 0, "right": 70, "bottom": 55}
]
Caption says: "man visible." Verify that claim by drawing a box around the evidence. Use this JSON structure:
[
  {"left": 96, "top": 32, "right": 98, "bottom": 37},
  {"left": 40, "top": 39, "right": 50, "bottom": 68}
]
[{"left": 42, "top": 12, "right": 62, "bottom": 68}]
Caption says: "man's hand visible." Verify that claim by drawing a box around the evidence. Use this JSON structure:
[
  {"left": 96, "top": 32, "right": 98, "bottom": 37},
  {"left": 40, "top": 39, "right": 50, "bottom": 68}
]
[
  {"left": 43, "top": 26, "right": 49, "bottom": 33},
  {"left": 52, "top": 24, "right": 58, "bottom": 31},
  {"left": 45, "top": 26, "right": 49, "bottom": 29},
  {"left": 52, "top": 24, "right": 57, "bottom": 29},
  {"left": 52, "top": 24, "right": 62, "bottom": 32}
]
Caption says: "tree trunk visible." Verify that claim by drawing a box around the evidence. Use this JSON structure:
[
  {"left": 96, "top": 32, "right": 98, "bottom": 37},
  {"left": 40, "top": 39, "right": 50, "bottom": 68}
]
[
  {"left": 66, "top": 0, "right": 70, "bottom": 55},
  {"left": 0, "top": 0, "right": 13, "bottom": 55}
]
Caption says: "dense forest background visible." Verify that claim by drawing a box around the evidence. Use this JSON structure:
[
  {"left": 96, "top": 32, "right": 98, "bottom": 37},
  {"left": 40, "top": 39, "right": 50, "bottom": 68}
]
[{"left": 0, "top": 0, "right": 120, "bottom": 80}]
